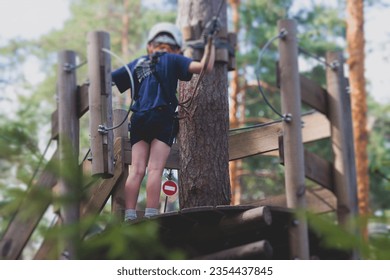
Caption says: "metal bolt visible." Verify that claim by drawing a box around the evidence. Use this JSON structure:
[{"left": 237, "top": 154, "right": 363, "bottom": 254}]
[
  {"left": 279, "top": 28, "right": 288, "bottom": 39},
  {"left": 330, "top": 60, "right": 340, "bottom": 70},
  {"left": 292, "top": 219, "right": 299, "bottom": 226},
  {"left": 283, "top": 113, "right": 292, "bottom": 123},
  {"left": 63, "top": 63, "right": 74, "bottom": 73},
  {"left": 98, "top": 125, "right": 108, "bottom": 135}
]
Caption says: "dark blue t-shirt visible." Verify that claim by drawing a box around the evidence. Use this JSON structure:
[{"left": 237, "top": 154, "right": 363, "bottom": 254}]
[{"left": 112, "top": 52, "right": 193, "bottom": 112}]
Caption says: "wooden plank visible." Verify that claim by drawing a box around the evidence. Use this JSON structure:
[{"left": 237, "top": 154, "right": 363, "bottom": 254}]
[
  {"left": 0, "top": 151, "right": 58, "bottom": 260},
  {"left": 326, "top": 51, "right": 358, "bottom": 225},
  {"left": 304, "top": 150, "right": 334, "bottom": 192},
  {"left": 249, "top": 187, "right": 337, "bottom": 214},
  {"left": 301, "top": 111, "right": 330, "bottom": 143},
  {"left": 124, "top": 139, "right": 181, "bottom": 170},
  {"left": 300, "top": 75, "right": 329, "bottom": 116},
  {"left": 34, "top": 138, "right": 127, "bottom": 259},
  {"left": 81, "top": 137, "right": 126, "bottom": 217},
  {"left": 111, "top": 110, "right": 129, "bottom": 219},
  {"left": 77, "top": 84, "right": 89, "bottom": 117},
  {"left": 195, "top": 240, "right": 273, "bottom": 260},
  {"left": 51, "top": 83, "right": 89, "bottom": 140},
  {"left": 229, "top": 123, "right": 282, "bottom": 161},
  {"left": 280, "top": 146, "right": 334, "bottom": 191},
  {"left": 123, "top": 111, "right": 330, "bottom": 169},
  {"left": 229, "top": 111, "right": 330, "bottom": 160},
  {"left": 51, "top": 111, "right": 59, "bottom": 140},
  {"left": 125, "top": 123, "right": 282, "bottom": 167}
]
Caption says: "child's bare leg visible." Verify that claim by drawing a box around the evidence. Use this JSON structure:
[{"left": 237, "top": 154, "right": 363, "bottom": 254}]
[
  {"left": 145, "top": 139, "right": 171, "bottom": 211},
  {"left": 124, "top": 141, "right": 149, "bottom": 220}
]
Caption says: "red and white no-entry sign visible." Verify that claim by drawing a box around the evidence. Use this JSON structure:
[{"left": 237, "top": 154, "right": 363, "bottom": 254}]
[{"left": 162, "top": 180, "right": 178, "bottom": 196}]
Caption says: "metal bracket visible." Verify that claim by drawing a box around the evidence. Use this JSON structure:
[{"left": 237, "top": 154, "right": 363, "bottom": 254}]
[
  {"left": 98, "top": 125, "right": 108, "bottom": 135},
  {"left": 279, "top": 28, "right": 288, "bottom": 39},
  {"left": 330, "top": 60, "right": 340, "bottom": 71},
  {"left": 63, "top": 63, "right": 74, "bottom": 73},
  {"left": 283, "top": 113, "right": 293, "bottom": 123}
]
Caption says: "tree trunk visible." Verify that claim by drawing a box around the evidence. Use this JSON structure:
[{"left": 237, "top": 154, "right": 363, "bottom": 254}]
[
  {"left": 177, "top": 0, "right": 231, "bottom": 208},
  {"left": 118, "top": 0, "right": 130, "bottom": 110},
  {"left": 346, "top": 0, "right": 370, "bottom": 223},
  {"left": 228, "top": 0, "right": 242, "bottom": 205}
]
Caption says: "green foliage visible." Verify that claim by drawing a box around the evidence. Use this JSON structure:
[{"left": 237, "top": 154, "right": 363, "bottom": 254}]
[
  {"left": 305, "top": 211, "right": 390, "bottom": 260},
  {"left": 232, "top": 0, "right": 346, "bottom": 201},
  {"left": 77, "top": 214, "right": 186, "bottom": 259},
  {"left": 366, "top": 100, "right": 390, "bottom": 211},
  {"left": 1, "top": 0, "right": 390, "bottom": 260}
]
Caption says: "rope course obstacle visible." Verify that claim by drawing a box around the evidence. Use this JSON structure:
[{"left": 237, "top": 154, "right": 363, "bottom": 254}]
[{"left": 0, "top": 19, "right": 358, "bottom": 260}]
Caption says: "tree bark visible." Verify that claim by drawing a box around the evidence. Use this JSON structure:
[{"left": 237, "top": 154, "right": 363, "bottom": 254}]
[
  {"left": 346, "top": 0, "right": 370, "bottom": 222},
  {"left": 228, "top": 0, "right": 242, "bottom": 206},
  {"left": 177, "top": 0, "right": 231, "bottom": 208},
  {"left": 121, "top": 0, "right": 129, "bottom": 61}
]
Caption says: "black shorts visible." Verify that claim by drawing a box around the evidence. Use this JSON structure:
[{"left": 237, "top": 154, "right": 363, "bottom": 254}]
[{"left": 129, "top": 107, "right": 178, "bottom": 147}]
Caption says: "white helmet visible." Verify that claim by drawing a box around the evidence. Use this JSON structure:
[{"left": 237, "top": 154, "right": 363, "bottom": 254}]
[{"left": 147, "top": 22, "right": 183, "bottom": 48}]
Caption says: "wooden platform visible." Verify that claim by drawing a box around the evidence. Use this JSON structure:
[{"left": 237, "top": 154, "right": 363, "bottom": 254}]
[{"left": 100, "top": 205, "right": 351, "bottom": 260}]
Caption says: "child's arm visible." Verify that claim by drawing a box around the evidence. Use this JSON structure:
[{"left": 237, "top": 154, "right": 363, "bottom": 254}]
[{"left": 188, "top": 37, "right": 215, "bottom": 74}]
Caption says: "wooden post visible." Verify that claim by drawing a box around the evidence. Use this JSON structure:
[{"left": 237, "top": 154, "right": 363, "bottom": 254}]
[
  {"left": 57, "top": 50, "right": 80, "bottom": 259},
  {"left": 87, "top": 31, "right": 114, "bottom": 178},
  {"left": 326, "top": 52, "right": 358, "bottom": 225},
  {"left": 111, "top": 109, "right": 129, "bottom": 219},
  {"left": 278, "top": 19, "right": 309, "bottom": 259}
]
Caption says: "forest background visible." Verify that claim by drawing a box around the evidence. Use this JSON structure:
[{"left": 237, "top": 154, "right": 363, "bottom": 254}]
[{"left": 0, "top": 0, "right": 389, "bottom": 259}]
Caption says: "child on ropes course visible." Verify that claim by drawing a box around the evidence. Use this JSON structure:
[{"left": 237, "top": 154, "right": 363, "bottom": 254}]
[{"left": 112, "top": 21, "right": 217, "bottom": 221}]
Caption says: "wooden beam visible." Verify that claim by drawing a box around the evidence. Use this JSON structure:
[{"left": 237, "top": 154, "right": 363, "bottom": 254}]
[
  {"left": 229, "top": 123, "right": 282, "bottom": 161},
  {"left": 81, "top": 138, "right": 126, "bottom": 217},
  {"left": 300, "top": 75, "right": 329, "bottom": 116},
  {"left": 249, "top": 187, "right": 337, "bottom": 214},
  {"left": 326, "top": 51, "right": 358, "bottom": 225},
  {"left": 34, "top": 138, "right": 127, "bottom": 259},
  {"left": 57, "top": 50, "right": 80, "bottom": 259},
  {"left": 301, "top": 111, "right": 330, "bottom": 142},
  {"left": 0, "top": 151, "right": 58, "bottom": 260},
  {"left": 304, "top": 150, "right": 334, "bottom": 192},
  {"left": 278, "top": 18, "right": 309, "bottom": 259},
  {"left": 229, "top": 111, "right": 330, "bottom": 160},
  {"left": 51, "top": 83, "right": 89, "bottom": 140},
  {"left": 218, "top": 206, "right": 272, "bottom": 235},
  {"left": 124, "top": 139, "right": 181, "bottom": 170},
  {"left": 123, "top": 111, "right": 330, "bottom": 169},
  {"left": 51, "top": 110, "right": 59, "bottom": 140},
  {"left": 111, "top": 110, "right": 129, "bottom": 219},
  {"left": 280, "top": 145, "right": 334, "bottom": 192},
  {"left": 77, "top": 84, "right": 89, "bottom": 117},
  {"left": 87, "top": 31, "right": 114, "bottom": 178},
  {"left": 195, "top": 240, "right": 273, "bottom": 259}
]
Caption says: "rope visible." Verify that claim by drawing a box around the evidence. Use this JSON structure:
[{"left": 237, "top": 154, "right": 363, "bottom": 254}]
[
  {"left": 254, "top": 30, "right": 287, "bottom": 120},
  {"left": 229, "top": 109, "right": 316, "bottom": 133},
  {"left": 229, "top": 118, "right": 283, "bottom": 133},
  {"left": 178, "top": 1, "right": 224, "bottom": 119},
  {"left": 298, "top": 46, "right": 338, "bottom": 70},
  {"left": 63, "top": 60, "right": 87, "bottom": 72},
  {"left": 80, "top": 148, "right": 91, "bottom": 164},
  {"left": 178, "top": 36, "right": 213, "bottom": 111},
  {"left": 98, "top": 48, "right": 135, "bottom": 134}
]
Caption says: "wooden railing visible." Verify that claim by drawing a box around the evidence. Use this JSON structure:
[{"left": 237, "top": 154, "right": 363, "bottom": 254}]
[{"left": 0, "top": 19, "right": 358, "bottom": 260}]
